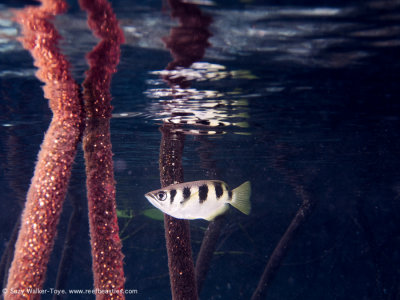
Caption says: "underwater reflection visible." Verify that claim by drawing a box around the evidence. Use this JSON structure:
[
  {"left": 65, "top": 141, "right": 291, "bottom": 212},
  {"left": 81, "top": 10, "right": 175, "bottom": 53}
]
[
  {"left": 145, "top": 64, "right": 251, "bottom": 135},
  {"left": 114, "top": 61, "right": 253, "bottom": 135}
]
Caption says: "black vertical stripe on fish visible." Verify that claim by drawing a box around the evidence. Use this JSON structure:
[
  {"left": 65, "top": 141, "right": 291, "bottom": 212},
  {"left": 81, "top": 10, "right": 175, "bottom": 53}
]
[
  {"left": 214, "top": 182, "right": 223, "bottom": 199},
  {"left": 228, "top": 190, "right": 232, "bottom": 201},
  {"left": 170, "top": 189, "right": 177, "bottom": 204},
  {"left": 199, "top": 184, "right": 208, "bottom": 203},
  {"left": 182, "top": 187, "right": 191, "bottom": 203}
]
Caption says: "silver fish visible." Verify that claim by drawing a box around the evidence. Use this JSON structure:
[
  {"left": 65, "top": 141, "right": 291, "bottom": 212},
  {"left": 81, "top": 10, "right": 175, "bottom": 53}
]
[{"left": 145, "top": 180, "right": 251, "bottom": 221}]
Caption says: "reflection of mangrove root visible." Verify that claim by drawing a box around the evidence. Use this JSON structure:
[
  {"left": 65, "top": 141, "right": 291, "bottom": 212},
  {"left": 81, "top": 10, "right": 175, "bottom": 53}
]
[
  {"left": 79, "top": 0, "right": 126, "bottom": 297},
  {"left": 159, "top": 125, "right": 198, "bottom": 300},
  {"left": 163, "top": 0, "right": 212, "bottom": 88},
  {"left": 5, "top": 1, "right": 83, "bottom": 298}
]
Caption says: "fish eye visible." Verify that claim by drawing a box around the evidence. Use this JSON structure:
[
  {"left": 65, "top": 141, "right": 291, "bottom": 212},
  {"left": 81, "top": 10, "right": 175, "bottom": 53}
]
[{"left": 157, "top": 191, "right": 167, "bottom": 201}]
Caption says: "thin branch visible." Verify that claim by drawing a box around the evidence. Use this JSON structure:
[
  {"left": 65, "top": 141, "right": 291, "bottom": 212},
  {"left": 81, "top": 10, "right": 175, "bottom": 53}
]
[
  {"left": 251, "top": 146, "right": 317, "bottom": 300},
  {"left": 194, "top": 135, "right": 225, "bottom": 294},
  {"left": 53, "top": 190, "right": 83, "bottom": 300},
  {"left": 195, "top": 215, "right": 225, "bottom": 293}
]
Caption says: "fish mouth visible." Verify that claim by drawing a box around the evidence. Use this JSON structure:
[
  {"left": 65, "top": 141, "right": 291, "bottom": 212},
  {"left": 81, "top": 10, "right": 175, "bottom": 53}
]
[
  {"left": 144, "top": 193, "right": 156, "bottom": 202},
  {"left": 145, "top": 193, "right": 160, "bottom": 206},
  {"left": 145, "top": 193, "right": 164, "bottom": 212}
]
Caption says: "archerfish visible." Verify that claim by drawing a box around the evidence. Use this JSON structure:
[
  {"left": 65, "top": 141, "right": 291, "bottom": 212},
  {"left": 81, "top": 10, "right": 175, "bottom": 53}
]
[{"left": 145, "top": 180, "right": 251, "bottom": 221}]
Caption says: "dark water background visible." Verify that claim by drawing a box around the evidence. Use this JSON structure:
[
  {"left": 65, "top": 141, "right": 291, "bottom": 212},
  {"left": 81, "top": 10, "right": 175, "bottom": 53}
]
[{"left": 1, "top": 0, "right": 400, "bottom": 299}]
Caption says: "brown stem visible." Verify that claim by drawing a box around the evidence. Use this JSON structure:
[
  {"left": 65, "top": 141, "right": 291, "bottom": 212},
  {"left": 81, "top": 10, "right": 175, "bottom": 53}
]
[
  {"left": 5, "top": 1, "right": 83, "bottom": 298},
  {"left": 157, "top": 1, "right": 212, "bottom": 298},
  {"left": 79, "top": 0, "right": 126, "bottom": 298},
  {"left": 159, "top": 124, "right": 198, "bottom": 300}
]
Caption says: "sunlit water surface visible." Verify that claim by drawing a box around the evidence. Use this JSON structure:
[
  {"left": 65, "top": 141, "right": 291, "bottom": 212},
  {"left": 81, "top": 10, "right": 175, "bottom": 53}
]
[{"left": 1, "top": 0, "right": 400, "bottom": 299}]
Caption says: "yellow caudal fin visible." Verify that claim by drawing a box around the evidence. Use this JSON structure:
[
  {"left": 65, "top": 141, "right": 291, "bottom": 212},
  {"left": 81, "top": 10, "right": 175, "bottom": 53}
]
[{"left": 231, "top": 181, "right": 251, "bottom": 215}]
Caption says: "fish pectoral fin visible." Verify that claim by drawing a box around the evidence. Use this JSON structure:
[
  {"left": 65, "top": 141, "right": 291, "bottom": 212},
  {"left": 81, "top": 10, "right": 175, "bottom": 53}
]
[
  {"left": 231, "top": 181, "right": 251, "bottom": 215},
  {"left": 204, "top": 204, "right": 229, "bottom": 221},
  {"left": 205, "top": 216, "right": 216, "bottom": 221}
]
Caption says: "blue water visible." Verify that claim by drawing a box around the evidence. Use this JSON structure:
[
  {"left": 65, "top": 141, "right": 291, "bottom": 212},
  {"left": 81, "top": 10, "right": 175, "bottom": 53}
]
[{"left": 1, "top": 0, "right": 400, "bottom": 299}]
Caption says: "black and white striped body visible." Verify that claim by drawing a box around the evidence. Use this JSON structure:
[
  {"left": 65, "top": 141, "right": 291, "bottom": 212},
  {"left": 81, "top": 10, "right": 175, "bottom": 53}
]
[{"left": 145, "top": 180, "right": 251, "bottom": 221}]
